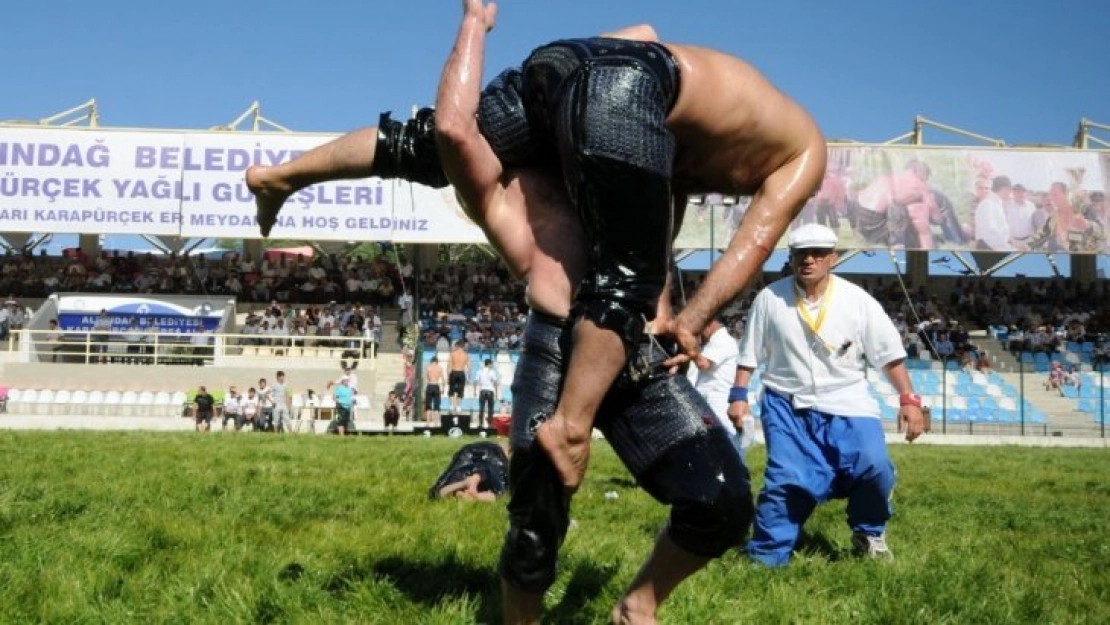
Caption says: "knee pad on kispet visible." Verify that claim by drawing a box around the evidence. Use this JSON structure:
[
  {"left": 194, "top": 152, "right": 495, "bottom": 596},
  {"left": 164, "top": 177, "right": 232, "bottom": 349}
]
[
  {"left": 574, "top": 298, "right": 648, "bottom": 355},
  {"left": 368, "top": 108, "right": 449, "bottom": 188},
  {"left": 498, "top": 447, "right": 571, "bottom": 593},
  {"left": 641, "top": 429, "right": 755, "bottom": 558}
]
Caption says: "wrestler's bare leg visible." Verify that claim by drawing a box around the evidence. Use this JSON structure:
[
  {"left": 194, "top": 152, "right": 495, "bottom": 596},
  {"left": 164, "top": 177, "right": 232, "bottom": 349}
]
[
  {"left": 502, "top": 579, "right": 544, "bottom": 625},
  {"left": 245, "top": 126, "right": 378, "bottom": 236},
  {"left": 610, "top": 530, "right": 711, "bottom": 625},
  {"left": 535, "top": 318, "right": 624, "bottom": 492}
]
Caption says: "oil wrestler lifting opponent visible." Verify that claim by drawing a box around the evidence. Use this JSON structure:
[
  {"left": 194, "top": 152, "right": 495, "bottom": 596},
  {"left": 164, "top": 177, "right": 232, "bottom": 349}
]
[
  {"left": 248, "top": 48, "right": 748, "bottom": 625},
  {"left": 451, "top": 1, "right": 826, "bottom": 496},
  {"left": 247, "top": 2, "right": 826, "bottom": 496},
  {"left": 247, "top": 93, "right": 752, "bottom": 625}
]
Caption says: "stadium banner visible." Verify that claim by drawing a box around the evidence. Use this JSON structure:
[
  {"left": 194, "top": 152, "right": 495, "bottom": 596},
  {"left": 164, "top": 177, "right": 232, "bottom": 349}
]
[
  {"left": 674, "top": 145, "right": 1109, "bottom": 254},
  {"left": 0, "top": 126, "right": 488, "bottom": 242},
  {"left": 4, "top": 127, "right": 1106, "bottom": 252},
  {"left": 176, "top": 131, "right": 486, "bottom": 242},
  {"left": 0, "top": 127, "right": 185, "bottom": 235},
  {"left": 53, "top": 294, "right": 228, "bottom": 332}
]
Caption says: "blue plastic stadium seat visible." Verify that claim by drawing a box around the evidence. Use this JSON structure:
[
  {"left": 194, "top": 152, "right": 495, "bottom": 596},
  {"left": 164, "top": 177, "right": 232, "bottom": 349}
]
[
  {"left": 879, "top": 403, "right": 897, "bottom": 420},
  {"left": 943, "top": 408, "right": 966, "bottom": 422}
]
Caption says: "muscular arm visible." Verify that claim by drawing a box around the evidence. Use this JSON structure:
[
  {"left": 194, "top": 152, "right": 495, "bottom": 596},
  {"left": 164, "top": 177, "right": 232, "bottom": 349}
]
[
  {"left": 434, "top": 0, "right": 503, "bottom": 220},
  {"left": 674, "top": 130, "right": 827, "bottom": 345}
]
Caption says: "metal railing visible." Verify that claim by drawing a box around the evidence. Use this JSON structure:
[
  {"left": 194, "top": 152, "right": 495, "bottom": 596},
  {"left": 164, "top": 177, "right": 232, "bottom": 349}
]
[{"left": 2, "top": 328, "right": 378, "bottom": 367}]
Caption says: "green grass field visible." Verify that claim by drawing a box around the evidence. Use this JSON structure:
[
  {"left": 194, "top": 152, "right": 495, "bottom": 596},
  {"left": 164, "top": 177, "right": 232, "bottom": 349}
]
[{"left": 0, "top": 431, "right": 1107, "bottom": 624}]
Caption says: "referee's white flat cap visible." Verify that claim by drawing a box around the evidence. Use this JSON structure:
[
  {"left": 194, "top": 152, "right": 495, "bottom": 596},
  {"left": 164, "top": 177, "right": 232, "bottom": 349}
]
[{"left": 788, "top": 223, "right": 838, "bottom": 249}]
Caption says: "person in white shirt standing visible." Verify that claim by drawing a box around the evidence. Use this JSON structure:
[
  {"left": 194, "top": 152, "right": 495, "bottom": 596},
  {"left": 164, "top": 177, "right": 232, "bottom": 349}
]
[
  {"left": 270, "top": 371, "right": 292, "bottom": 434},
  {"left": 688, "top": 318, "right": 752, "bottom": 461},
  {"left": 475, "top": 358, "right": 499, "bottom": 429},
  {"left": 974, "top": 176, "right": 1014, "bottom": 251},
  {"left": 1005, "top": 183, "right": 1037, "bottom": 250},
  {"left": 730, "top": 224, "right": 925, "bottom": 567}
]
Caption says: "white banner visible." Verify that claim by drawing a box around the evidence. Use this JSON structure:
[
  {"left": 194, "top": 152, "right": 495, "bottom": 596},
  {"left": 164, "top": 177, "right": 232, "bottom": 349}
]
[
  {"left": 0, "top": 127, "right": 185, "bottom": 235},
  {"left": 1, "top": 126, "right": 489, "bottom": 242},
  {"left": 4, "top": 126, "right": 1107, "bottom": 253}
]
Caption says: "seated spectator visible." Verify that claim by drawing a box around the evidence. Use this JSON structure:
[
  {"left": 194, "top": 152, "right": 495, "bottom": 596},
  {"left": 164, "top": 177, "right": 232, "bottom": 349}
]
[
  {"left": 428, "top": 441, "right": 510, "bottom": 502},
  {"left": 1065, "top": 320, "right": 1088, "bottom": 344},
  {"left": 976, "top": 351, "right": 993, "bottom": 373},
  {"left": 222, "top": 387, "right": 243, "bottom": 432},
  {"left": 0, "top": 302, "right": 9, "bottom": 340},
  {"left": 1094, "top": 340, "right": 1110, "bottom": 368},
  {"left": 491, "top": 401, "right": 512, "bottom": 437},
  {"left": 1045, "top": 362, "right": 1065, "bottom": 395},
  {"left": 1006, "top": 325, "right": 1027, "bottom": 355},
  {"left": 1063, "top": 365, "right": 1081, "bottom": 390},
  {"left": 934, "top": 332, "right": 955, "bottom": 361}
]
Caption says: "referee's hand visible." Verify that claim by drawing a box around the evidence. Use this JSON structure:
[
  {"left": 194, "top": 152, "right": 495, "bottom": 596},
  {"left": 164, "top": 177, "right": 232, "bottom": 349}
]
[{"left": 727, "top": 399, "right": 750, "bottom": 431}]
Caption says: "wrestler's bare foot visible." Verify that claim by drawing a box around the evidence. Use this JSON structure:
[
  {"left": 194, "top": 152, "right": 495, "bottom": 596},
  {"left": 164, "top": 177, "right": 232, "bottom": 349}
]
[
  {"left": 611, "top": 597, "right": 656, "bottom": 625},
  {"left": 245, "top": 164, "right": 293, "bottom": 237},
  {"left": 535, "top": 414, "right": 591, "bottom": 492}
]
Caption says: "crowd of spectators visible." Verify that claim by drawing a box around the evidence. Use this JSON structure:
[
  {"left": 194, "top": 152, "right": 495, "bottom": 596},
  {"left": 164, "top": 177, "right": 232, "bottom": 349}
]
[
  {"left": 4, "top": 247, "right": 1109, "bottom": 371},
  {"left": 0, "top": 248, "right": 410, "bottom": 306},
  {"left": 417, "top": 261, "right": 530, "bottom": 352},
  {"left": 237, "top": 300, "right": 382, "bottom": 359}
]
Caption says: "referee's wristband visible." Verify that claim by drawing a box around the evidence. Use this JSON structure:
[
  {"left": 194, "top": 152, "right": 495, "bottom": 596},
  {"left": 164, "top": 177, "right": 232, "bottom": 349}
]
[
  {"left": 899, "top": 393, "right": 922, "bottom": 408},
  {"left": 728, "top": 386, "right": 749, "bottom": 403}
]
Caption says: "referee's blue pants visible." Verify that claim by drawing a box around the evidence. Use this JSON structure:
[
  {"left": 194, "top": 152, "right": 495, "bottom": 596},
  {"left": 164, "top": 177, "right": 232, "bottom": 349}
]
[{"left": 746, "top": 389, "right": 895, "bottom": 567}]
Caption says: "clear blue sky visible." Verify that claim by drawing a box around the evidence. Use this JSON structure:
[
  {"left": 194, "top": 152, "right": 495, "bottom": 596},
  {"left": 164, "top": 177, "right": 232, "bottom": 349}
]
[
  {"left": 2, "top": 0, "right": 1108, "bottom": 277},
  {"left": 3, "top": 0, "right": 1108, "bottom": 145}
]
